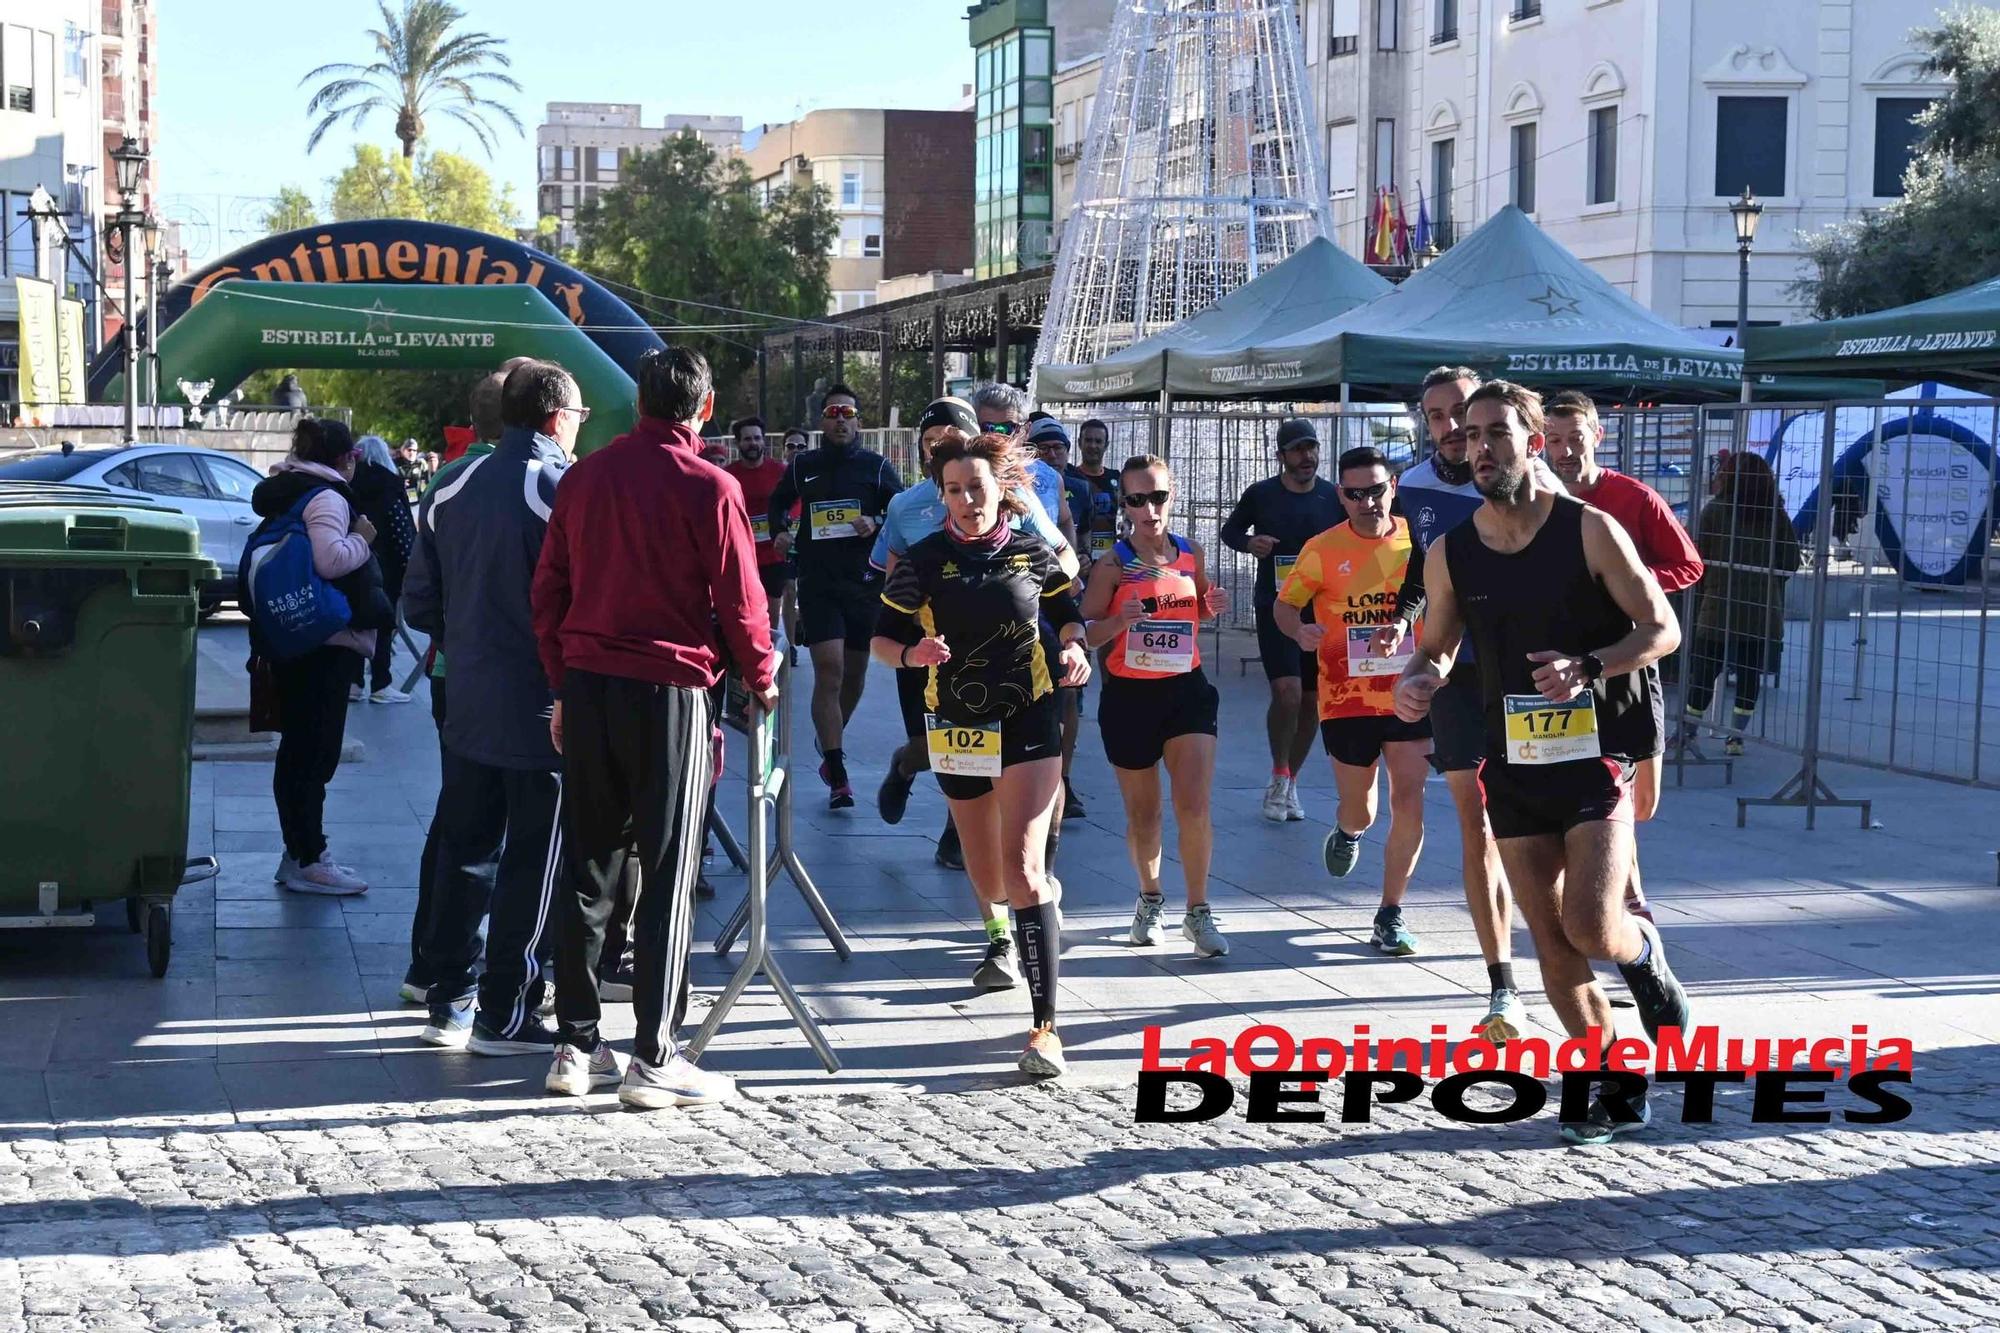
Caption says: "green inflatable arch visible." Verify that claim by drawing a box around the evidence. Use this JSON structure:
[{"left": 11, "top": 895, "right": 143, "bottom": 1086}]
[{"left": 105, "top": 280, "right": 636, "bottom": 453}]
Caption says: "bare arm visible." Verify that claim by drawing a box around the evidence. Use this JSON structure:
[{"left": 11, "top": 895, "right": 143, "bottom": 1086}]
[
  {"left": 1392, "top": 542, "right": 1462, "bottom": 722},
  {"left": 1079, "top": 555, "right": 1137, "bottom": 649}
]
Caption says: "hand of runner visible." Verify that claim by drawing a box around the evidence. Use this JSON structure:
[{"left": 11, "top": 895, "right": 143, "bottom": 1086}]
[
  {"left": 1527, "top": 650, "right": 1588, "bottom": 702},
  {"left": 1247, "top": 534, "right": 1278, "bottom": 558},
  {"left": 1202, "top": 584, "right": 1230, "bottom": 619},
  {"left": 751, "top": 682, "right": 780, "bottom": 713},
  {"left": 1293, "top": 622, "right": 1326, "bottom": 653},
  {"left": 852, "top": 514, "right": 877, "bottom": 539},
  {"left": 906, "top": 635, "right": 951, "bottom": 667},
  {"left": 1393, "top": 669, "right": 1443, "bottom": 723},
  {"left": 772, "top": 532, "right": 792, "bottom": 557},
  {"left": 1369, "top": 622, "right": 1408, "bottom": 657},
  {"left": 1057, "top": 639, "right": 1092, "bottom": 687},
  {"left": 1115, "top": 599, "right": 1149, "bottom": 628},
  {"left": 549, "top": 701, "right": 563, "bottom": 755}
]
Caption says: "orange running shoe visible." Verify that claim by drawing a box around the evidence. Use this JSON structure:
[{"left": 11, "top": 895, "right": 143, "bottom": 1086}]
[{"left": 1018, "top": 1024, "right": 1067, "bottom": 1078}]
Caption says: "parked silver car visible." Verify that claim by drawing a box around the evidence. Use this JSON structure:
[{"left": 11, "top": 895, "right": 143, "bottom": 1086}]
[{"left": 0, "top": 444, "right": 269, "bottom": 613}]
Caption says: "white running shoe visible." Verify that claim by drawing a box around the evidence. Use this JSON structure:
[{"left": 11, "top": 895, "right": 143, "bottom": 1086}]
[
  {"left": 1261, "top": 776, "right": 1291, "bottom": 823},
  {"left": 546, "top": 1042, "right": 622, "bottom": 1096},
  {"left": 1283, "top": 778, "right": 1306, "bottom": 822},
  {"left": 619, "top": 1050, "right": 736, "bottom": 1109},
  {"left": 1129, "top": 894, "right": 1167, "bottom": 946},
  {"left": 282, "top": 858, "right": 368, "bottom": 896},
  {"left": 370, "top": 686, "right": 413, "bottom": 704},
  {"left": 1183, "top": 904, "right": 1229, "bottom": 958}
]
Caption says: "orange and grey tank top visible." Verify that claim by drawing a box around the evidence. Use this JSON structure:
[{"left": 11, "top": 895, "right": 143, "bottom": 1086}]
[{"left": 1104, "top": 533, "right": 1203, "bottom": 680}]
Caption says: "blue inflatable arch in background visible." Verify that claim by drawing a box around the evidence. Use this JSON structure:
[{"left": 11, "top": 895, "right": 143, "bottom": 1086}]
[{"left": 87, "top": 219, "right": 664, "bottom": 399}]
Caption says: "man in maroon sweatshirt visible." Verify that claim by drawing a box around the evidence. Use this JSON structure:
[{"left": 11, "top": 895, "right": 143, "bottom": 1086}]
[{"left": 531, "top": 345, "right": 777, "bottom": 1109}]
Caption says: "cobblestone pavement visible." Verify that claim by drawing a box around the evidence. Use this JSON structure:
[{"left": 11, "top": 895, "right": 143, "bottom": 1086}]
[{"left": 4, "top": 1045, "right": 2000, "bottom": 1333}]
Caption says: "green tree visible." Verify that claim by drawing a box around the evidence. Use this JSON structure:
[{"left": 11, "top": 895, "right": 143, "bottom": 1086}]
[
  {"left": 246, "top": 147, "right": 519, "bottom": 442},
  {"left": 575, "top": 134, "right": 838, "bottom": 416},
  {"left": 1797, "top": 9, "right": 2000, "bottom": 317},
  {"left": 262, "top": 186, "right": 320, "bottom": 235},
  {"left": 302, "top": 0, "right": 521, "bottom": 159}
]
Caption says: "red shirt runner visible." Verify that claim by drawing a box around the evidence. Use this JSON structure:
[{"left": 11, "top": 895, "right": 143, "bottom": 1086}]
[
  {"left": 1575, "top": 468, "right": 1705, "bottom": 594},
  {"left": 725, "top": 458, "right": 788, "bottom": 568}
]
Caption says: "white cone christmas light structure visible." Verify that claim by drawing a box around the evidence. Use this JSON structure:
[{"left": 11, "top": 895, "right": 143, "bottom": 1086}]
[{"left": 1035, "top": 0, "right": 1329, "bottom": 382}]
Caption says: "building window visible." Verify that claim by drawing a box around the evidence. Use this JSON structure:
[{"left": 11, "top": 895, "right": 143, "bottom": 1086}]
[
  {"left": 1331, "top": 35, "right": 1358, "bottom": 56},
  {"left": 1431, "top": 0, "right": 1458, "bottom": 44},
  {"left": 1510, "top": 0, "right": 1541, "bottom": 20},
  {"left": 1587, "top": 106, "right": 1618, "bottom": 205},
  {"left": 4, "top": 23, "right": 39, "bottom": 112},
  {"left": 1714, "top": 96, "right": 1788, "bottom": 197},
  {"left": 1430, "top": 137, "right": 1454, "bottom": 236},
  {"left": 1376, "top": 0, "right": 1397, "bottom": 50},
  {"left": 1873, "top": 97, "right": 1933, "bottom": 197},
  {"left": 1327, "top": 120, "right": 1359, "bottom": 198},
  {"left": 864, "top": 232, "right": 882, "bottom": 258},
  {"left": 1510, "top": 122, "right": 1537, "bottom": 211},
  {"left": 1373, "top": 117, "right": 1395, "bottom": 190},
  {"left": 841, "top": 168, "right": 861, "bottom": 207}
]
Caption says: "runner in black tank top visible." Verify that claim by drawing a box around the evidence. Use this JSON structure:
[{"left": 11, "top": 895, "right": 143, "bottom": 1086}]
[{"left": 1391, "top": 381, "right": 1692, "bottom": 1147}]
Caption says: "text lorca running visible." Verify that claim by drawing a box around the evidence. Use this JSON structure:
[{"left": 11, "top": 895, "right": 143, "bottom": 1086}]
[{"left": 1135, "top": 1023, "right": 1916, "bottom": 1127}]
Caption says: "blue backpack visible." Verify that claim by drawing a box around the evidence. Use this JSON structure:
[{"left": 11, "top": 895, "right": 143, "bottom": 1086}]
[{"left": 240, "top": 489, "right": 351, "bottom": 660}]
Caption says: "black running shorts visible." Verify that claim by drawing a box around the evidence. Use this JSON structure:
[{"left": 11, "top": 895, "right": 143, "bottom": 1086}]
[
  {"left": 932, "top": 692, "right": 1064, "bottom": 802},
  {"left": 1097, "top": 668, "right": 1220, "bottom": 771},
  {"left": 1320, "top": 713, "right": 1433, "bottom": 768},
  {"left": 1256, "top": 602, "right": 1310, "bottom": 683},
  {"left": 1425, "top": 669, "right": 1487, "bottom": 774},
  {"left": 1478, "top": 756, "right": 1635, "bottom": 840},
  {"left": 798, "top": 574, "right": 879, "bottom": 652}
]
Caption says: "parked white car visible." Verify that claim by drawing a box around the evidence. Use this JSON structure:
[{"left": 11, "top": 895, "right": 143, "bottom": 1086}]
[{"left": 0, "top": 444, "right": 269, "bottom": 613}]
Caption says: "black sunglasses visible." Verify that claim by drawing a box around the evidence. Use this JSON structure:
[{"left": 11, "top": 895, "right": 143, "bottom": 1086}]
[
  {"left": 983, "top": 420, "right": 1019, "bottom": 435},
  {"left": 1342, "top": 482, "right": 1390, "bottom": 503},
  {"left": 1122, "top": 489, "right": 1171, "bottom": 508}
]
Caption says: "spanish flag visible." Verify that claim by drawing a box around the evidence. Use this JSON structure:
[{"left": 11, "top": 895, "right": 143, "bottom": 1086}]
[{"left": 1368, "top": 187, "right": 1395, "bottom": 264}]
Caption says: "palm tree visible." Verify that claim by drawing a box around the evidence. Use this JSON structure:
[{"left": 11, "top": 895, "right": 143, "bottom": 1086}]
[{"left": 302, "top": 0, "right": 523, "bottom": 160}]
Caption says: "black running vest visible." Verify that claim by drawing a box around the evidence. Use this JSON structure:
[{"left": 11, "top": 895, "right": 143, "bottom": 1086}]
[{"left": 1443, "top": 495, "right": 1654, "bottom": 764}]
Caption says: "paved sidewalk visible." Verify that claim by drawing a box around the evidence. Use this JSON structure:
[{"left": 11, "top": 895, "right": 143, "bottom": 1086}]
[{"left": 3, "top": 622, "right": 1999, "bottom": 1329}]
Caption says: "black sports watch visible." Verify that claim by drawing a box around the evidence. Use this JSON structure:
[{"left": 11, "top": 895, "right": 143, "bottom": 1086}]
[{"left": 1578, "top": 652, "right": 1606, "bottom": 681}]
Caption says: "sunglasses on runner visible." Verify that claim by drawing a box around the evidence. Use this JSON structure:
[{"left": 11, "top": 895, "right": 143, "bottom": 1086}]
[
  {"left": 821, "top": 404, "right": 858, "bottom": 420},
  {"left": 1122, "top": 489, "right": 1171, "bottom": 508},
  {"left": 1342, "top": 482, "right": 1389, "bottom": 503}
]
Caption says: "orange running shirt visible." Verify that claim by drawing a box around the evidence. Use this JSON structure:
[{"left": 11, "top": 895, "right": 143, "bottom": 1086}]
[{"left": 1276, "top": 517, "right": 1415, "bottom": 720}]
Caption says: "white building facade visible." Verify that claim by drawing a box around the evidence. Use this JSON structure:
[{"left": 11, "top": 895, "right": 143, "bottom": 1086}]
[
  {"left": 536, "top": 104, "right": 743, "bottom": 248},
  {"left": 1052, "top": 0, "right": 1952, "bottom": 327}
]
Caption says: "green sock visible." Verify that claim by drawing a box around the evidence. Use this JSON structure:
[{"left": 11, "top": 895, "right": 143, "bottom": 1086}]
[{"left": 984, "top": 913, "right": 1009, "bottom": 942}]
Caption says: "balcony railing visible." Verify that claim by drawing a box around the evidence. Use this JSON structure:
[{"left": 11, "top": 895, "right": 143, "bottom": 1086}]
[
  {"left": 1430, "top": 26, "right": 1458, "bottom": 45},
  {"left": 1510, "top": 1, "right": 1542, "bottom": 20}
]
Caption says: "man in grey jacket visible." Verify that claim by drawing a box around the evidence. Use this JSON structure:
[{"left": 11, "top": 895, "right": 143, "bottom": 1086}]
[{"left": 402, "top": 360, "right": 580, "bottom": 1055}]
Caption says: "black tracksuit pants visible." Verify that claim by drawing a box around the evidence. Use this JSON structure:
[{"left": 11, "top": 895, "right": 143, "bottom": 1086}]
[
  {"left": 272, "top": 646, "right": 354, "bottom": 865},
  {"left": 555, "top": 668, "right": 714, "bottom": 1067}
]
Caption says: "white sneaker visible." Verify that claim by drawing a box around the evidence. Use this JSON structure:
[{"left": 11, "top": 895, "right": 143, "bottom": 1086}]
[
  {"left": 1283, "top": 778, "right": 1306, "bottom": 822},
  {"left": 348, "top": 684, "right": 364, "bottom": 703},
  {"left": 1183, "top": 904, "right": 1230, "bottom": 958},
  {"left": 1129, "top": 893, "right": 1167, "bottom": 946},
  {"left": 281, "top": 858, "right": 368, "bottom": 896},
  {"left": 370, "top": 686, "right": 413, "bottom": 704},
  {"left": 619, "top": 1050, "right": 736, "bottom": 1109},
  {"left": 546, "top": 1042, "right": 623, "bottom": 1096},
  {"left": 1261, "top": 776, "right": 1290, "bottom": 823}
]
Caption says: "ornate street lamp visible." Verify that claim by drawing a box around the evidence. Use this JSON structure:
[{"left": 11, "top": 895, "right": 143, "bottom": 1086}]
[
  {"left": 1729, "top": 186, "right": 1764, "bottom": 404},
  {"left": 110, "top": 136, "right": 149, "bottom": 442}
]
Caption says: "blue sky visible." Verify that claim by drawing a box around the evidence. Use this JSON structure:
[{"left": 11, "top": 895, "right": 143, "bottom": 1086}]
[{"left": 157, "top": 0, "right": 973, "bottom": 263}]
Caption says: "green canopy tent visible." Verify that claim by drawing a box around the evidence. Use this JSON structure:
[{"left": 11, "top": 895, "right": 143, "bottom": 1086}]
[
  {"left": 1746, "top": 271, "right": 2000, "bottom": 387},
  {"left": 106, "top": 280, "right": 638, "bottom": 453},
  {"left": 1034, "top": 237, "right": 1392, "bottom": 403}
]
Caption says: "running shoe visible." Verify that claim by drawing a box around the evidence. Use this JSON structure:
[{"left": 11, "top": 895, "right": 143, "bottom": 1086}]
[
  {"left": 1063, "top": 781, "right": 1085, "bottom": 821},
  {"left": 282, "top": 858, "right": 369, "bottom": 897},
  {"left": 1723, "top": 735, "right": 1745, "bottom": 758},
  {"left": 1128, "top": 893, "right": 1167, "bottom": 946},
  {"left": 1183, "top": 905, "right": 1229, "bottom": 958},
  {"left": 1323, "top": 828, "right": 1363, "bottom": 878},
  {"left": 545, "top": 1042, "right": 622, "bottom": 1097},
  {"left": 972, "top": 935, "right": 1020, "bottom": 989},
  {"left": 819, "top": 757, "right": 854, "bottom": 810},
  {"left": 934, "top": 824, "right": 965, "bottom": 871},
  {"left": 1616, "top": 917, "right": 1692, "bottom": 1043},
  {"left": 619, "top": 1050, "right": 735, "bottom": 1109},
  {"left": 370, "top": 686, "right": 413, "bottom": 704},
  {"left": 1018, "top": 1024, "right": 1067, "bottom": 1078},
  {"left": 1261, "top": 777, "right": 1291, "bottom": 823},
  {"left": 419, "top": 995, "right": 473, "bottom": 1048},
  {"left": 1371, "top": 907, "right": 1419, "bottom": 957},
  {"left": 1560, "top": 1087, "right": 1651, "bottom": 1146},
  {"left": 878, "top": 761, "right": 916, "bottom": 825},
  {"left": 1479, "top": 988, "right": 1524, "bottom": 1044},
  {"left": 467, "top": 1017, "right": 560, "bottom": 1057},
  {"left": 1283, "top": 778, "right": 1306, "bottom": 822}
]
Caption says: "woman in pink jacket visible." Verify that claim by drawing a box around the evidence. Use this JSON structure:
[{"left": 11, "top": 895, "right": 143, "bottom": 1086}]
[{"left": 249, "top": 418, "right": 382, "bottom": 895}]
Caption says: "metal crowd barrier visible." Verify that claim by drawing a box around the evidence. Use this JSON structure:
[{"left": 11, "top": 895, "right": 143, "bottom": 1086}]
[{"left": 684, "top": 639, "right": 849, "bottom": 1073}]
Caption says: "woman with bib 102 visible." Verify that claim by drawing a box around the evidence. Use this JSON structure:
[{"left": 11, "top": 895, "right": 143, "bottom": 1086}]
[
  {"left": 1078, "top": 454, "right": 1230, "bottom": 959},
  {"left": 872, "top": 432, "right": 1091, "bottom": 1079}
]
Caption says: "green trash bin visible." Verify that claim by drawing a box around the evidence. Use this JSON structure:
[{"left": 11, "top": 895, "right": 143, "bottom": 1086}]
[{"left": 0, "top": 483, "right": 219, "bottom": 977}]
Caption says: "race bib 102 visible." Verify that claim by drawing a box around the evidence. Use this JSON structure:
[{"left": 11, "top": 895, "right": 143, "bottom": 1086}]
[
  {"left": 1502, "top": 693, "right": 1601, "bottom": 765},
  {"left": 926, "top": 715, "right": 1002, "bottom": 777}
]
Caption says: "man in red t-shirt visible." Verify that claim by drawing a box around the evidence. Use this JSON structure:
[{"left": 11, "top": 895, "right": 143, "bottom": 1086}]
[
  {"left": 723, "top": 415, "right": 789, "bottom": 635},
  {"left": 1544, "top": 390, "right": 1704, "bottom": 922}
]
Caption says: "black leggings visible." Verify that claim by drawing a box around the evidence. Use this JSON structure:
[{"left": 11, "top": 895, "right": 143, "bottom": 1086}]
[
  {"left": 273, "top": 646, "right": 355, "bottom": 864},
  {"left": 1683, "top": 632, "right": 1768, "bottom": 720}
]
